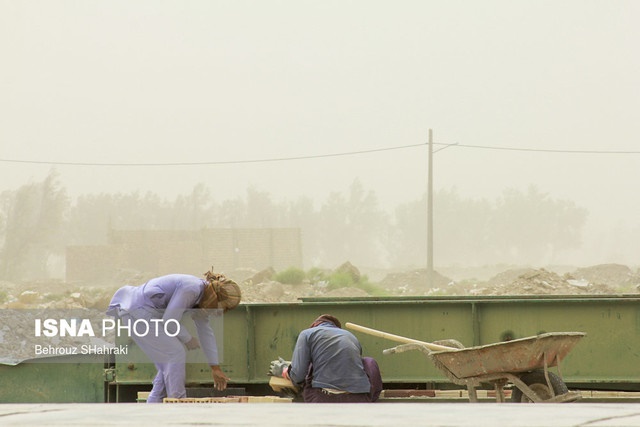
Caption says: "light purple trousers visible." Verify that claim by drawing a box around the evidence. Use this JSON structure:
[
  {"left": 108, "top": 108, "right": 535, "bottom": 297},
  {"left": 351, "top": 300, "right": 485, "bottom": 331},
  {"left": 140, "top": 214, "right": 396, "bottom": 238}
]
[{"left": 122, "top": 311, "right": 188, "bottom": 403}]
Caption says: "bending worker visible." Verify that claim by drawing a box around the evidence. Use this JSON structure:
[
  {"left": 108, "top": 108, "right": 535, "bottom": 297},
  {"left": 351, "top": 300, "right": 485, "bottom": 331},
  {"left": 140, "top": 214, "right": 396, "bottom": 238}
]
[
  {"left": 271, "top": 314, "right": 382, "bottom": 402},
  {"left": 107, "top": 269, "right": 241, "bottom": 403}
]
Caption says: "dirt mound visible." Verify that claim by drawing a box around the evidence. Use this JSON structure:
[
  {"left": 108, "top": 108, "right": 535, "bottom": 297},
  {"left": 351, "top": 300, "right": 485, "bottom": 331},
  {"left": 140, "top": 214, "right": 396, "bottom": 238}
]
[
  {"left": 571, "top": 264, "right": 640, "bottom": 289},
  {"left": 477, "top": 268, "right": 617, "bottom": 296},
  {"left": 486, "top": 268, "right": 537, "bottom": 286},
  {"left": 237, "top": 262, "right": 372, "bottom": 302},
  {"left": 239, "top": 281, "right": 318, "bottom": 303},
  {"left": 379, "top": 269, "right": 452, "bottom": 295}
]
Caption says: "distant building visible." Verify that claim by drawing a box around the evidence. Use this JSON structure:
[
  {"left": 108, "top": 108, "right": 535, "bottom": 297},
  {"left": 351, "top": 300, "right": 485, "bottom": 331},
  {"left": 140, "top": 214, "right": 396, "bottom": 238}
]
[{"left": 66, "top": 228, "right": 302, "bottom": 283}]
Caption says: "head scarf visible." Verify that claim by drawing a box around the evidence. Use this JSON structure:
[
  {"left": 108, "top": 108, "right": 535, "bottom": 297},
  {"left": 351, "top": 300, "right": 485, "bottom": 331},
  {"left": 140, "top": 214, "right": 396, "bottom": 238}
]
[
  {"left": 199, "top": 269, "right": 242, "bottom": 311},
  {"left": 310, "top": 314, "right": 341, "bottom": 329}
]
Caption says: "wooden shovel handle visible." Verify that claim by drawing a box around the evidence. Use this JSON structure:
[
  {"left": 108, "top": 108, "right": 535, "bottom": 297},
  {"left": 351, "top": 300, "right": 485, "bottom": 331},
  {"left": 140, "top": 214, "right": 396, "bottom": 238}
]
[{"left": 345, "top": 322, "right": 456, "bottom": 352}]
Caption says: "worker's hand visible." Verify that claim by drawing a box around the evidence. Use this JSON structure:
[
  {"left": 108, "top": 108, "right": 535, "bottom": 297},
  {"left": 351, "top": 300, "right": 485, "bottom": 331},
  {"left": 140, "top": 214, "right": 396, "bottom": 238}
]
[
  {"left": 185, "top": 337, "right": 200, "bottom": 350},
  {"left": 268, "top": 357, "right": 291, "bottom": 379},
  {"left": 211, "top": 365, "right": 229, "bottom": 391}
]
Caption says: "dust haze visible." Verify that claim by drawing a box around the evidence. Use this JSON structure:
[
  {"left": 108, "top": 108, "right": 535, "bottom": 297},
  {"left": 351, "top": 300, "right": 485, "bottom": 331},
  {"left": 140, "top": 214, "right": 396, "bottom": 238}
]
[{"left": 1, "top": 1, "right": 639, "bottom": 280}]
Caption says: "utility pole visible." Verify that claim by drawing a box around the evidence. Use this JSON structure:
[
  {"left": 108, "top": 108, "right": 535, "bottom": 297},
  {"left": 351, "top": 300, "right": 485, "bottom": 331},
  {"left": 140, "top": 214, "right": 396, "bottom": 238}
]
[{"left": 427, "top": 129, "right": 434, "bottom": 288}]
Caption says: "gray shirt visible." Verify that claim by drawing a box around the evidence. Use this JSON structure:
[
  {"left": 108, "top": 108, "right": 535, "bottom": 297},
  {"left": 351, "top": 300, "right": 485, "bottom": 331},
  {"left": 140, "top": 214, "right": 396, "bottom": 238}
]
[{"left": 288, "top": 322, "right": 371, "bottom": 393}]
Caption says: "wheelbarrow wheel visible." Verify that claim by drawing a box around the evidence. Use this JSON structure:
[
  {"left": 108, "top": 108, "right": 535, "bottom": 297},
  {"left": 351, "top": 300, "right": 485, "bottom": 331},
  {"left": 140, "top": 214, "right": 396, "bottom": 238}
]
[{"left": 511, "top": 370, "right": 568, "bottom": 403}]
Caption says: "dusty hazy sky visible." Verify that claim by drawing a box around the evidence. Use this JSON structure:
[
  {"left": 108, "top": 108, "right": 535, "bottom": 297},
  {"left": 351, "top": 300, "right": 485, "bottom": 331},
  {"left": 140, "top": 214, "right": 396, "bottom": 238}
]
[{"left": 1, "top": 1, "right": 639, "bottom": 242}]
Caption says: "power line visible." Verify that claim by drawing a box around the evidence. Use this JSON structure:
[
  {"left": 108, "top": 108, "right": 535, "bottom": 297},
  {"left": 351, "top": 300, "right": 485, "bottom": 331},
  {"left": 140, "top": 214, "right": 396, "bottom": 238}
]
[
  {"left": 0, "top": 143, "right": 427, "bottom": 166},
  {"left": 454, "top": 144, "right": 640, "bottom": 154},
  {"left": 1, "top": 141, "right": 638, "bottom": 167}
]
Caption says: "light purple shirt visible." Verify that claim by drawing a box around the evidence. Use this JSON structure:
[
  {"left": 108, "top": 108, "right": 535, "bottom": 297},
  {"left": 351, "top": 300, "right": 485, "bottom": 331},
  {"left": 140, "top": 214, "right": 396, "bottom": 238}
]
[{"left": 107, "top": 274, "right": 219, "bottom": 365}]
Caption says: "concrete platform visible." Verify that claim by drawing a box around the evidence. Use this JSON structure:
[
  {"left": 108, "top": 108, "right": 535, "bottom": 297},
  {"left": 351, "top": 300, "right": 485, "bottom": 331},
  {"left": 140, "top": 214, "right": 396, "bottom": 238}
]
[{"left": 1, "top": 403, "right": 640, "bottom": 426}]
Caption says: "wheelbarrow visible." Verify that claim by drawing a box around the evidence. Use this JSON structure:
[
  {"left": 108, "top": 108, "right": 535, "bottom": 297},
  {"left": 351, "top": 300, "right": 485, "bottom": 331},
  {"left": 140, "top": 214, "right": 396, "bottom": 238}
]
[{"left": 346, "top": 322, "right": 585, "bottom": 403}]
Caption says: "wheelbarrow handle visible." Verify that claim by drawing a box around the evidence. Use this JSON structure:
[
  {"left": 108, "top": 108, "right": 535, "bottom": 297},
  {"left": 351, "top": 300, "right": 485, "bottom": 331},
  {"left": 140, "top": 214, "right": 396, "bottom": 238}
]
[
  {"left": 383, "top": 343, "right": 433, "bottom": 356},
  {"left": 345, "top": 322, "right": 456, "bottom": 352}
]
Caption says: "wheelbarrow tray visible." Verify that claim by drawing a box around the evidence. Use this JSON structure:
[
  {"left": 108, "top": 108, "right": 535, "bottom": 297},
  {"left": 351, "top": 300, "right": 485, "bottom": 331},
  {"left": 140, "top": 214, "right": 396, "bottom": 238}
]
[{"left": 429, "top": 332, "right": 585, "bottom": 380}]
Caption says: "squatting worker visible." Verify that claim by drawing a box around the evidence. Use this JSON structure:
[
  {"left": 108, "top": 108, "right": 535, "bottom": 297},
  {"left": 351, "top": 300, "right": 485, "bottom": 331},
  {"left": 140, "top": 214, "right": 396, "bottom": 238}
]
[
  {"left": 106, "top": 269, "right": 241, "bottom": 403},
  {"left": 273, "top": 314, "right": 383, "bottom": 403}
]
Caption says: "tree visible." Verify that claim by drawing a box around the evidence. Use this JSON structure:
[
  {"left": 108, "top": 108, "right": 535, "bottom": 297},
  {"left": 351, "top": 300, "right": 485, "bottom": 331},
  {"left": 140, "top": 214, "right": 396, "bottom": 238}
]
[
  {"left": 390, "top": 186, "right": 586, "bottom": 267},
  {"left": 244, "top": 186, "right": 279, "bottom": 227},
  {"left": 391, "top": 188, "right": 493, "bottom": 267},
  {"left": 171, "top": 183, "right": 216, "bottom": 229},
  {"left": 433, "top": 188, "right": 493, "bottom": 266},
  {"left": 319, "top": 179, "right": 388, "bottom": 267},
  {"left": 284, "top": 196, "right": 321, "bottom": 267},
  {"left": 489, "top": 185, "right": 587, "bottom": 264},
  {"left": 390, "top": 195, "right": 427, "bottom": 267},
  {"left": 0, "top": 171, "right": 68, "bottom": 280}
]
